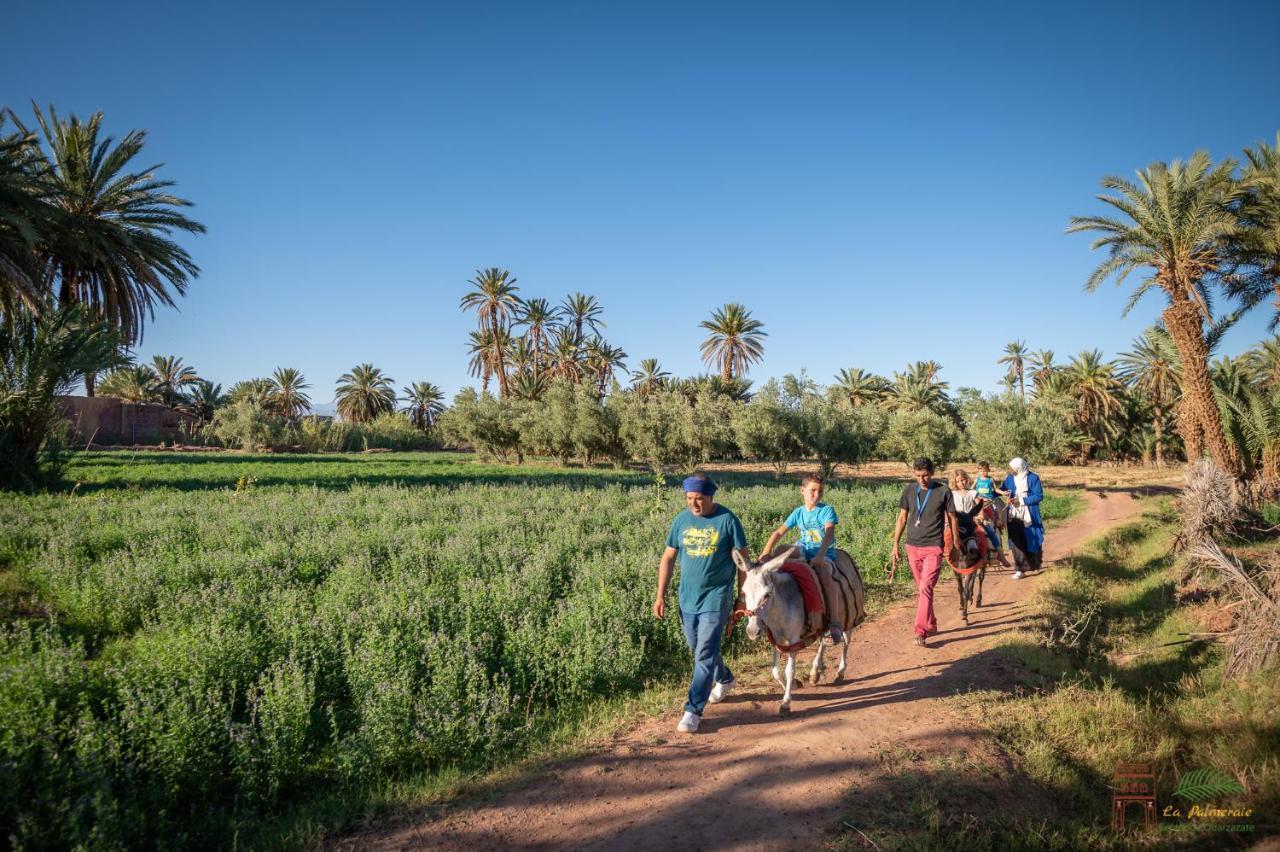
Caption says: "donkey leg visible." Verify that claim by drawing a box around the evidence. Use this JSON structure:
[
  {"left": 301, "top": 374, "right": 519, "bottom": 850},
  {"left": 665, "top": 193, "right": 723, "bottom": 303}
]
[
  {"left": 809, "top": 640, "right": 825, "bottom": 686},
  {"left": 771, "top": 646, "right": 786, "bottom": 689},
  {"left": 780, "top": 653, "right": 796, "bottom": 715},
  {"left": 956, "top": 574, "right": 969, "bottom": 625},
  {"left": 976, "top": 566, "right": 986, "bottom": 607},
  {"left": 835, "top": 633, "right": 849, "bottom": 682}
]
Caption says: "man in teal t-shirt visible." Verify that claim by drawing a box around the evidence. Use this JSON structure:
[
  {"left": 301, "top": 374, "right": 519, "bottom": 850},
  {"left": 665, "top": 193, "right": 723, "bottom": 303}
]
[{"left": 654, "top": 474, "right": 749, "bottom": 734}]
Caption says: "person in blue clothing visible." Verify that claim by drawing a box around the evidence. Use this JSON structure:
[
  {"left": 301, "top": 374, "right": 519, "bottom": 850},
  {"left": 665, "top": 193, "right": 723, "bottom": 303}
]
[
  {"left": 1002, "top": 457, "right": 1045, "bottom": 578},
  {"left": 654, "top": 473, "right": 751, "bottom": 734},
  {"left": 761, "top": 473, "right": 845, "bottom": 644}
]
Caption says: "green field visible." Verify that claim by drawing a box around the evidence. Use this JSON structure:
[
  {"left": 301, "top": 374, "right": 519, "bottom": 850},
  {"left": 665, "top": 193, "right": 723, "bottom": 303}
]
[{"left": 0, "top": 452, "right": 1083, "bottom": 849}]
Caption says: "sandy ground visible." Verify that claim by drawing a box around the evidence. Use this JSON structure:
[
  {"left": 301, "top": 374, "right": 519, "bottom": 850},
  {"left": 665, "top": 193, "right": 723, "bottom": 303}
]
[{"left": 339, "top": 490, "right": 1148, "bottom": 851}]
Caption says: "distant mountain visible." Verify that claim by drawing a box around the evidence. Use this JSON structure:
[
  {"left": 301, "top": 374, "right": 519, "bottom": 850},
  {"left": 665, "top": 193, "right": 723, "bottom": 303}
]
[{"left": 311, "top": 400, "right": 339, "bottom": 417}]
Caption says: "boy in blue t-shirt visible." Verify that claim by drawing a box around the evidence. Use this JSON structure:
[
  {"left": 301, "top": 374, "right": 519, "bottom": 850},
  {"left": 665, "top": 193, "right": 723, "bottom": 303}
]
[{"left": 762, "top": 473, "right": 845, "bottom": 643}]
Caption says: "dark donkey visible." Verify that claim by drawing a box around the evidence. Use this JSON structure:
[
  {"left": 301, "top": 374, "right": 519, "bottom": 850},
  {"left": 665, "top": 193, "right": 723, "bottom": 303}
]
[{"left": 946, "top": 503, "right": 990, "bottom": 625}]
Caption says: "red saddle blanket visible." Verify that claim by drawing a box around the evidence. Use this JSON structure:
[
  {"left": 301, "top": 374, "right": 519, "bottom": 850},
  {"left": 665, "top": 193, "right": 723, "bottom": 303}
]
[{"left": 780, "top": 561, "right": 825, "bottom": 614}]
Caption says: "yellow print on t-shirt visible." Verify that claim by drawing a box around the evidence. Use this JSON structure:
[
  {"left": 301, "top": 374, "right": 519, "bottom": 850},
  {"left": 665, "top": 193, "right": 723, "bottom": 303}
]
[
  {"left": 682, "top": 527, "right": 719, "bottom": 557},
  {"left": 801, "top": 529, "right": 823, "bottom": 544}
]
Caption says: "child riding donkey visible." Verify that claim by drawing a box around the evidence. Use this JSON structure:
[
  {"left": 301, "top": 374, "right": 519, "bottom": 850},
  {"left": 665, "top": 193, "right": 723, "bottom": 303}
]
[{"left": 760, "top": 473, "right": 847, "bottom": 645}]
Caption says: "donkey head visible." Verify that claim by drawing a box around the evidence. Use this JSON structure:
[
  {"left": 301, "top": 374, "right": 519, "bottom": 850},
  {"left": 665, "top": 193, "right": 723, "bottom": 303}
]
[{"left": 733, "top": 547, "right": 798, "bottom": 640}]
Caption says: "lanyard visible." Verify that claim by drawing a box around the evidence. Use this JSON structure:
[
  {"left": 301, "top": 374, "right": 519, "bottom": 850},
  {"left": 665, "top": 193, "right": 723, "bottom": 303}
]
[{"left": 914, "top": 484, "right": 932, "bottom": 526}]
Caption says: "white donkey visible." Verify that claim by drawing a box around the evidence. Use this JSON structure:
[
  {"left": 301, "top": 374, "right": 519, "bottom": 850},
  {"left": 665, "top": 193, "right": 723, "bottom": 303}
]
[{"left": 732, "top": 546, "right": 867, "bottom": 716}]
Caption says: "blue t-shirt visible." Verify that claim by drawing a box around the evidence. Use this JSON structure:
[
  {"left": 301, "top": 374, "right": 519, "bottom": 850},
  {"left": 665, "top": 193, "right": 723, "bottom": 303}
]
[
  {"left": 665, "top": 505, "right": 748, "bottom": 614},
  {"left": 785, "top": 502, "right": 838, "bottom": 561},
  {"left": 974, "top": 476, "right": 997, "bottom": 499}
]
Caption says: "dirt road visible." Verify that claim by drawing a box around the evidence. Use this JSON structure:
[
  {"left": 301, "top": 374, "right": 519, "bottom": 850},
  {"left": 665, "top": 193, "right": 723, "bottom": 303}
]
[{"left": 344, "top": 490, "right": 1147, "bottom": 851}]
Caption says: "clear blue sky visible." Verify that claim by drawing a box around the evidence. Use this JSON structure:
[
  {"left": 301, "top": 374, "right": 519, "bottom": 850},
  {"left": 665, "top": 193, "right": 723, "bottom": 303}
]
[{"left": 5, "top": 1, "right": 1279, "bottom": 404}]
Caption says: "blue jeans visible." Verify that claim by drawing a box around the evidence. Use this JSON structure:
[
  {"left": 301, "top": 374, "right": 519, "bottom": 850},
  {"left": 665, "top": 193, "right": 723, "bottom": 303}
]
[
  {"left": 983, "top": 523, "right": 1002, "bottom": 551},
  {"left": 680, "top": 608, "right": 733, "bottom": 715}
]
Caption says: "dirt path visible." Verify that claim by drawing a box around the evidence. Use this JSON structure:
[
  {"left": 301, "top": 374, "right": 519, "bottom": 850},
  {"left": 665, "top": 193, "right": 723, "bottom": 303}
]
[{"left": 345, "top": 491, "right": 1147, "bottom": 852}]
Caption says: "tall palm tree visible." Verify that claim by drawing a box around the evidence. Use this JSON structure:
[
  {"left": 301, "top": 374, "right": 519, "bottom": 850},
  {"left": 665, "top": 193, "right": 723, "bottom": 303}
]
[
  {"left": 30, "top": 105, "right": 205, "bottom": 393},
  {"left": 559, "top": 292, "right": 604, "bottom": 340},
  {"left": 466, "top": 329, "right": 495, "bottom": 394},
  {"left": 583, "top": 337, "right": 627, "bottom": 396},
  {"left": 516, "top": 297, "right": 560, "bottom": 377},
  {"left": 630, "top": 358, "right": 670, "bottom": 396},
  {"left": 150, "top": 355, "right": 198, "bottom": 407},
  {"left": 401, "top": 381, "right": 445, "bottom": 430},
  {"left": 833, "top": 367, "right": 889, "bottom": 406},
  {"left": 1117, "top": 327, "right": 1181, "bottom": 465},
  {"left": 998, "top": 340, "right": 1028, "bottom": 398},
  {"left": 699, "top": 302, "right": 766, "bottom": 382},
  {"left": 883, "top": 371, "right": 948, "bottom": 415},
  {"left": 1068, "top": 152, "right": 1243, "bottom": 474},
  {"left": 1029, "top": 349, "right": 1057, "bottom": 396},
  {"left": 180, "top": 378, "right": 225, "bottom": 423},
  {"left": 0, "top": 114, "right": 45, "bottom": 315},
  {"left": 335, "top": 363, "right": 396, "bottom": 423},
  {"left": 269, "top": 367, "right": 311, "bottom": 419},
  {"left": 459, "top": 268, "right": 519, "bottom": 395},
  {"left": 1227, "top": 133, "right": 1280, "bottom": 330},
  {"left": 486, "top": 325, "right": 515, "bottom": 398},
  {"left": 98, "top": 364, "right": 160, "bottom": 402}
]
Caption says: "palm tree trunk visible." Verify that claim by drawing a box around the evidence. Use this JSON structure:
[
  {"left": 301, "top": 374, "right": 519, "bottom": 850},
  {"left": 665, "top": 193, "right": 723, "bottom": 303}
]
[
  {"left": 1163, "top": 301, "right": 1239, "bottom": 475},
  {"left": 1018, "top": 369, "right": 1025, "bottom": 400},
  {"left": 1153, "top": 403, "right": 1164, "bottom": 467}
]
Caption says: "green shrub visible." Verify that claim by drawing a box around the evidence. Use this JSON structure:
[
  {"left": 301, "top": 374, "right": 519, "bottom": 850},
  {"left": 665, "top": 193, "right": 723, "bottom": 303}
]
[{"left": 210, "top": 400, "right": 288, "bottom": 451}]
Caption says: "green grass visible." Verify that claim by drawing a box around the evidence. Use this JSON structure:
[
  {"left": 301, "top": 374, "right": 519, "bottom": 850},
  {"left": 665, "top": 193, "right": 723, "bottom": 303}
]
[{"left": 834, "top": 505, "right": 1279, "bottom": 850}]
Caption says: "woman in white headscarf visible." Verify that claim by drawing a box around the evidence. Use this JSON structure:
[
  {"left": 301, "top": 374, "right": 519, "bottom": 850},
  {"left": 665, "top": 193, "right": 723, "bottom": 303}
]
[{"left": 1002, "top": 457, "right": 1044, "bottom": 579}]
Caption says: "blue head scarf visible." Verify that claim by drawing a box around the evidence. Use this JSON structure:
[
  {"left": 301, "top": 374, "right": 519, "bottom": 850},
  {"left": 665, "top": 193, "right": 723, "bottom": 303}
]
[{"left": 682, "top": 474, "right": 718, "bottom": 496}]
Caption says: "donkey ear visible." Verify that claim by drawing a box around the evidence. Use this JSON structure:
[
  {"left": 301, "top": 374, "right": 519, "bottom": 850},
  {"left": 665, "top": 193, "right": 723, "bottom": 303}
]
[
  {"left": 732, "top": 550, "right": 754, "bottom": 572},
  {"left": 761, "top": 546, "right": 797, "bottom": 573}
]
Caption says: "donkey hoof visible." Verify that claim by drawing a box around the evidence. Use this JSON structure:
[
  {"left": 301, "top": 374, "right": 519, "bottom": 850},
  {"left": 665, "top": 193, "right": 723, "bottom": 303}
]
[
  {"left": 963, "top": 616, "right": 970, "bottom": 626},
  {"left": 778, "top": 704, "right": 791, "bottom": 717},
  {"left": 809, "top": 672, "right": 821, "bottom": 686}
]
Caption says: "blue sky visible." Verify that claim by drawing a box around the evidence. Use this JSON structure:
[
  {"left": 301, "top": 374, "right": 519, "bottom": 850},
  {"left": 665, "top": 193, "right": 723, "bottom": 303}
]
[{"left": 5, "top": 1, "right": 1279, "bottom": 404}]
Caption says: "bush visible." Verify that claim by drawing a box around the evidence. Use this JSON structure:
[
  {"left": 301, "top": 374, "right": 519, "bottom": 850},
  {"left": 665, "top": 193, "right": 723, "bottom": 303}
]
[
  {"left": 210, "top": 400, "right": 289, "bottom": 451},
  {"left": 358, "top": 412, "right": 433, "bottom": 451},
  {"left": 437, "top": 389, "right": 524, "bottom": 462},
  {"left": 878, "top": 408, "right": 962, "bottom": 468},
  {"left": 960, "top": 391, "right": 1080, "bottom": 466}
]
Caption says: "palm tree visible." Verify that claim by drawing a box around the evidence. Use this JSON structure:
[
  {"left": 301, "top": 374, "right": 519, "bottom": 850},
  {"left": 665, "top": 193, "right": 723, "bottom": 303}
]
[
  {"left": 1063, "top": 350, "right": 1126, "bottom": 455},
  {"left": 1068, "top": 152, "right": 1243, "bottom": 474},
  {"left": 548, "top": 326, "right": 583, "bottom": 384},
  {"left": 98, "top": 364, "right": 160, "bottom": 402},
  {"left": 466, "top": 329, "right": 495, "bottom": 393},
  {"left": 583, "top": 337, "right": 627, "bottom": 396},
  {"left": 150, "top": 355, "right": 198, "bottom": 407},
  {"left": 459, "top": 268, "right": 519, "bottom": 395},
  {"left": 699, "top": 303, "right": 766, "bottom": 382},
  {"left": 510, "top": 371, "right": 550, "bottom": 402},
  {"left": 401, "top": 381, "right": 445, "bottom": 430},
  {"left": 1029, "top": 350, "right": 1057, "bottom": 396},
  {"left": 1227, "top": 133, "right": 1280, "bottom": 330},
  {"left": 227, "top": 377, "right": 274, "bottom": 406},
  {"left": 630, "top": 358, "right": 670, "bottom": 396},
  {"left": 559, "top": 292, "right": 604, "bottom": 340},
  {"left": 833, "top": 367, "right": 889, "bottom": 406},
  {"left": 883, "top": 371, "right": 947, "bottom": 414},
  {"left": 1117, "top": 327, "right": 1181, "bottom": 465},
  {"left": 517, "top": 297, "right": 560, "bottom": 377},
  {"left": 335, "top": 363, "right": 396, "bottom": 423},
  {"left": 269, "top": 367, "right": 311, "bottom": 419},
  {"left": 998, "top": 341, "right": 1028, "bottom": 398},
  {"left": 180, "top": 379, "right": 225, "bottom": 422},
  {"left": 30, "top": 105, "right": 205, "bottom": 393},
  {"left": 507, "top": 334, "right": 537, "bottom": 378},
  {"left": 0, "top": 114, "right": 45, "bottom": 316},
  {"left": 1243, "top": 336, "right": 1280, "bottom": 387}
]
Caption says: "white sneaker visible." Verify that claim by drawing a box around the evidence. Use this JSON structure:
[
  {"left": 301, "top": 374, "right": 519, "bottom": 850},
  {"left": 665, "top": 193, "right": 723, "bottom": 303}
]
[
  {"left": 709, "top": 679, "right": 735, "bottom": 704},
  {"left": 677, "top": 711, "right": 700, "bottom": 733},
  {"left": 1012, "top": 571, "right": 1024, "bottom": 580}
]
